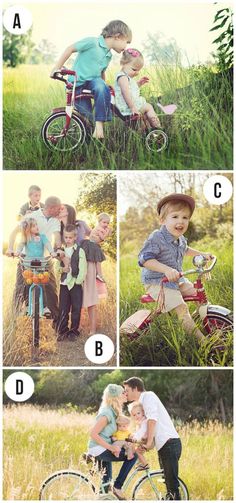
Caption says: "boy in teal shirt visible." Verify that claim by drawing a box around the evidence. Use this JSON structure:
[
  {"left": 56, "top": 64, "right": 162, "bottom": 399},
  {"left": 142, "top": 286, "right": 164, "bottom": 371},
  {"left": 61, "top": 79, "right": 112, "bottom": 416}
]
[{"left": 51, "top": 20, "right": 132, "bottom": 139}]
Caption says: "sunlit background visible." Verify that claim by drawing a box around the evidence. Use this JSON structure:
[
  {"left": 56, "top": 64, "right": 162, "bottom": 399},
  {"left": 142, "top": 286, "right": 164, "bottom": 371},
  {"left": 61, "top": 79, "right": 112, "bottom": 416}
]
[{"left": 3, "top": 0, "right": 233, "bottom": 65}]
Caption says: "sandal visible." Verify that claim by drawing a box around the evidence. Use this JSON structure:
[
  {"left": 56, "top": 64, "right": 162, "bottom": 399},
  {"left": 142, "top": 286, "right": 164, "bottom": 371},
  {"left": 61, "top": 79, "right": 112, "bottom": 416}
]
[{"left": 136, "top": 463, "right": 150, "bottom": 471}]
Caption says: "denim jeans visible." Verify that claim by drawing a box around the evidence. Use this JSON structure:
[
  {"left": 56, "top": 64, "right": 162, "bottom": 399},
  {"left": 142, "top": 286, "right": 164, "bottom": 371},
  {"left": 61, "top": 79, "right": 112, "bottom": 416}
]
[
  {"left": 96, "top": 447, "right": 137, "bottom": 491},
  {"left": 75, "top": 78, "right": 112, "bottom": 123},
  {"left": 158, "top": 438, "right": 182, "bottom": 498}
]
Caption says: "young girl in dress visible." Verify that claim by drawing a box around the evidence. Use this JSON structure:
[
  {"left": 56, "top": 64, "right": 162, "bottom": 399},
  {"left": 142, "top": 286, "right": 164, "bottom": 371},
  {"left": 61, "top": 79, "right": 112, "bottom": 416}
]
[
  {"left": 114, "top": 48, "right": 161, "bottom": 128},
  {"left": 15, "top": 218, "right": 56, "bottom": 258},
  {"left": 89, "top": 213, "right": 112, "bottom": 282},
  {"left": 128, "top": 402, "right": 153, "bottom": 470}
]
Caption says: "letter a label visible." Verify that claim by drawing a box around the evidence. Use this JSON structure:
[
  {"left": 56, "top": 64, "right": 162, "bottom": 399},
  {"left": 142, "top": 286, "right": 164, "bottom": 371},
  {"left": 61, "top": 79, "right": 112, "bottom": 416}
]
[{"left": 3, "top": 6, "right": 32, "bottom": 34}]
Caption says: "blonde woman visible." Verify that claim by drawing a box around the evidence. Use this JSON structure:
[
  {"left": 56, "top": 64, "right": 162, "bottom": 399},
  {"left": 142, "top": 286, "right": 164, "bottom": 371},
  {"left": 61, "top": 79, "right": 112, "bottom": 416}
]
[{"left": 88, "top": 384, "right": 137, "bottom": 499}]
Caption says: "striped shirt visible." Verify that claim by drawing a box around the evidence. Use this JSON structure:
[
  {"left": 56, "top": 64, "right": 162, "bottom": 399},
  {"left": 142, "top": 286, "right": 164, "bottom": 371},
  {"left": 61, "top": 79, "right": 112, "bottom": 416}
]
[{"left": 138, "top": 225, "right": 188, "bottom": 290}]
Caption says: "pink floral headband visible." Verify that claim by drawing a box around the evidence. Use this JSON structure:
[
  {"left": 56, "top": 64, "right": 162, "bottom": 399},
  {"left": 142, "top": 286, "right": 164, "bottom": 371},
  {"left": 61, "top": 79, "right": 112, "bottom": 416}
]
[{"left": 126, "top": 48, "right": 141, "bottom": 57}]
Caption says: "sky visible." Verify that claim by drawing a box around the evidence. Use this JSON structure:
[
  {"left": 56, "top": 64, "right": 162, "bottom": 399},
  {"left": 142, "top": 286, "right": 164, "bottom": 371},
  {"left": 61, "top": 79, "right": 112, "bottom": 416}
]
[
  {"left": 3, "top": 1, "right": 233, "bottom": 65},
  {"left": 3, "top": 172, "right": 86, "bottom": 239}
]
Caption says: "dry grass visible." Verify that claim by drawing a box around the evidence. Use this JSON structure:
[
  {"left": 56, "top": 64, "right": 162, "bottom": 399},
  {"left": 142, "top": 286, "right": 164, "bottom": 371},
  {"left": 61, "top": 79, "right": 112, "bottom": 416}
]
[
  {"left": 3, "top": 405, "right": 233, "bottom": 500},
  {"left": 3, "top": 256, "right": 116, "bottom": 366}
]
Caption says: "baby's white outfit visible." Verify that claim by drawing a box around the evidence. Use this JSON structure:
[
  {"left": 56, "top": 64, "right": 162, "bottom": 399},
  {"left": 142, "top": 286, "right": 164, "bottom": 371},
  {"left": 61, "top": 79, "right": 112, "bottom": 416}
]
[{"left": 114, "top": 71, "right": 147, "bottom": 115}]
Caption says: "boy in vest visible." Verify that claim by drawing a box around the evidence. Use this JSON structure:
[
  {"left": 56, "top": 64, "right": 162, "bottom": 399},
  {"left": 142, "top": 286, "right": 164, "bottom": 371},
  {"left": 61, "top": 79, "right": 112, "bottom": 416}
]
[{"left": 56, "top": 224, "right": 87, "bottom": 341}]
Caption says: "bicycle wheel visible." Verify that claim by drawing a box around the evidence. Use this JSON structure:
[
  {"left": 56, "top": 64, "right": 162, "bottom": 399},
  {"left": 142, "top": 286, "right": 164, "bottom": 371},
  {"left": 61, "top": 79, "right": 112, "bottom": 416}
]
[
  {"left": 41, "top": 111, "right": 86, "bottom": 151},
  {"left": 39, "top": 470, "right": 96, "bottom": 500},
  {"left": 32, "top": 286, "right": 40, "bottom": 347},
  {"left": 145, "top": 130, "right": 168, "bottom": 152},
  {"left": 132, "top": 470, "right": 189, "bottom": 500},
  {"left": 204, "top": 312, "right": 233, "bottom": 337}
]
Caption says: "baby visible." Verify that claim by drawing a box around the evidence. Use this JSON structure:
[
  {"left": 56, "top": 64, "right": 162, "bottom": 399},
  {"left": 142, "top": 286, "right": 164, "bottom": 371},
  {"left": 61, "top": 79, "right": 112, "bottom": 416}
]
[
  {"left": 114, "top": 48, "right": 160, "bottom": 128},
  {"left": 89, "top": 213, "right": 112, "bottom": 282},
  {"left": 128, "top": 402, "right": 153, "bottom": 470},
  {"left": 112, "top": 415, "right": 134, "bottom": 460}
]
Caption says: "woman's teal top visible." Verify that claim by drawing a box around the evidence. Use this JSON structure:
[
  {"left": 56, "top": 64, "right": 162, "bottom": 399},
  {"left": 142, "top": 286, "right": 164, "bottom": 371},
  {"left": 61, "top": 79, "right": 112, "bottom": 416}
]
[{"left": 88, "top": 406, "right": 117, "bottom": 450}]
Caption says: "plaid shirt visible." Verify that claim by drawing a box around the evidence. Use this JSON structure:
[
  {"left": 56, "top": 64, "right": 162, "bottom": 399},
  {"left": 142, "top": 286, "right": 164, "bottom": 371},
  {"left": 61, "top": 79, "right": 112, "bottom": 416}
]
[{"left": 138, "top": 225, "right": 188, "bottom": 289}]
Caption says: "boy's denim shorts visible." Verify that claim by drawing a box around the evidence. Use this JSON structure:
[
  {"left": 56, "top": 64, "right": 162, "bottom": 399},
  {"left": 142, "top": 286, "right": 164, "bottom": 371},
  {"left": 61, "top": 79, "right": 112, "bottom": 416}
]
[{"left": 146, "top": 279, "right": 195, "bottom": 313}]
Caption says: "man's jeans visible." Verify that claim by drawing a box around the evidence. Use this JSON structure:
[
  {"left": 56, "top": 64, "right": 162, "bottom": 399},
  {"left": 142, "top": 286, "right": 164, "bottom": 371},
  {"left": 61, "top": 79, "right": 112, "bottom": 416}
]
[
  {"left": 96, "top": 448, "right": 137, "bottom": 491},
  {"left": 75, "top": 78, "right": 112, "bottom": 122},
  {"left": 158, "top": 438, "right": 182, "bottom": 499}
]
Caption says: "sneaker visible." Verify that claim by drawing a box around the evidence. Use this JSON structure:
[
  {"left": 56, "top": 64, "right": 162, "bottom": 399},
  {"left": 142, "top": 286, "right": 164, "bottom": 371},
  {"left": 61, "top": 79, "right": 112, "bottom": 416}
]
[
  {"left": 96, "top": 274, "right": 105, "bottom": 283},
  {"left": 43, "top": 307, "right": 52, "bottom": 318}
]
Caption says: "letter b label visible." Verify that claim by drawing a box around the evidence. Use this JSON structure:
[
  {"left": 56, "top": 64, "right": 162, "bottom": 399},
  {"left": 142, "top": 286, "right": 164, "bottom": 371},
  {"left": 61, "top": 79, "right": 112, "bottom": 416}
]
[{"left": 85, "top": 334, "right": 114, "bottom": 364}]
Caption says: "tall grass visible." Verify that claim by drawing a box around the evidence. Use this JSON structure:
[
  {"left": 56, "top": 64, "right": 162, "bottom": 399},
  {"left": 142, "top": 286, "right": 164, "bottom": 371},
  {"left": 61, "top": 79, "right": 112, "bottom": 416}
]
[
  {"left": 120, "top": 239, "right": 233, "bottom": 367},
  {"left": 3, "top": 256, "right": 116, "bottom": 366},
  {"left": 3, "top": 405, "right": 233, "bottom": 500},
  {"left": 3, "top": 64, "right": 233, "bottom": 170}
]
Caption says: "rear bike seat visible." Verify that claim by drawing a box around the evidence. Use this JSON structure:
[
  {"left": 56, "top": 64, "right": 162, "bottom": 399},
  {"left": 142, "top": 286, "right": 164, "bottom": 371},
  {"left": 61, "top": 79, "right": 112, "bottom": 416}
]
[
  {"left": 82, "top": 453, "right": 95, "bottom": 464},
  {"left": 140, "top": 294, "right": 155, "bottom": 303}
]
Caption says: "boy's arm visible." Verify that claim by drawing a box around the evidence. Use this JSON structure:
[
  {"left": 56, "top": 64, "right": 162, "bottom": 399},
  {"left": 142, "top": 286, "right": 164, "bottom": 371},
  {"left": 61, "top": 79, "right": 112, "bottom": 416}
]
[
  {"left": 143, "top": 259, "right": 180, "bottom": 283},
  {"left": 186, "top": 247, "right": 212, "bottom": 260},
  {"left": 6, "top": 225, "right": 21, "bottom": 255},
  {"left": 118, "top": 76, "right": 139, "bottom": 115},
  {"left": 101, "top": 70, "right": 106, "bottom": 81},
  {"left": 50, "top": 44, "right": 78, "bottom": 76}
]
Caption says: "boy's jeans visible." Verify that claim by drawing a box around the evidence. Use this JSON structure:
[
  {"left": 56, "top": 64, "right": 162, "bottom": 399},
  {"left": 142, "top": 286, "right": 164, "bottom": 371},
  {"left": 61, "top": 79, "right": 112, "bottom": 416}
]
[
  {"left": 96, "top": 447, "right": 137, "bottom": 491},
  {"left": 158, "top": 438, "right": 182, "bottom": 499},
  {"left": 75, "top": 78, "right": 112, "bottom": 122}
]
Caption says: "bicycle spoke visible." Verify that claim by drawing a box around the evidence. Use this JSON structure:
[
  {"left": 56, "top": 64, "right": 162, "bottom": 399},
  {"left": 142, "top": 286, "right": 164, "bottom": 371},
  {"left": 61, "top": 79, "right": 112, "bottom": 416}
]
[{"left": 40, "top": 472, "right": 95, "bottom": 500}]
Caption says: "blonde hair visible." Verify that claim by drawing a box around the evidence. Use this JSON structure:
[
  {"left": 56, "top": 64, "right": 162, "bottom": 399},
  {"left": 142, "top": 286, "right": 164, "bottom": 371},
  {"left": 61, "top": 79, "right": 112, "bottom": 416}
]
[
  {"left": 116, "top": 415, "right": 130, "bottom": 427},
  {"left": 100, "top": 390, "right": 122, "bottom": 418},
  {"left": 128, "top": 402, "right": 145, "bottom": 419},
  {"left": 20, "top": 218, "right": 38, "bottom": 243},
  {"left": 120, "top": 48, "right": 144, "bottom": 67},
  {"left": 98, "top": 212, "right": 110, "bottom": 223},
  {"left": 101, "top": 20, "right": 132, "bottom": 40},
  {"left": 160, "top": 201, "right": 192, "bottom": 222}
]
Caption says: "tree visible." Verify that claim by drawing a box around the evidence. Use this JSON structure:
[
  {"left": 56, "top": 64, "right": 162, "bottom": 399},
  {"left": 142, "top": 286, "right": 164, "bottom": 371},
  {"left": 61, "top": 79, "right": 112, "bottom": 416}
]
[
  {"left": 210, "top": 7, "right": 233, "bottom": 71},
  {"left": 29, "top": 39, "right": 57, "bottom": 65},
  {"left": 3, "top": 28, "right": 34, "bottom": 67},
  {"left": 143, "top": 32, "right": 181, "bottom": 65}
]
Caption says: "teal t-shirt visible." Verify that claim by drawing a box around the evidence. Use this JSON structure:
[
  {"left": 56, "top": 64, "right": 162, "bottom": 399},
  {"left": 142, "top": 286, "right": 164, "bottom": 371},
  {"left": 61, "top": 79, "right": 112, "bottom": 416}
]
[
  {"left": 88, "top": 406, "right": 117, "bottom": 450},
  {"left": 70, "top": 35, "right": 112, "bottom": 86}
]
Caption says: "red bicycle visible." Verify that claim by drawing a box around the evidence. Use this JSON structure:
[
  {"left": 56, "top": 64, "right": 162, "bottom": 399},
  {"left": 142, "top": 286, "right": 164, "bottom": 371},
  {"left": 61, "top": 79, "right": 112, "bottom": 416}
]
[
  {"left": 41, "top": 68, "right": 170, "bottom": 153},
  {"left": 120, "top": 255, "right": 233, "bottom": 340}
]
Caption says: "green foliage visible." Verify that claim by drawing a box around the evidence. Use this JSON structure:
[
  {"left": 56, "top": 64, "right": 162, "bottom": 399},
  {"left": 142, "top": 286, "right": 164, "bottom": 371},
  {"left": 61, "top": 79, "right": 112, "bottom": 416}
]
[
  {"left": 143, "top": 32, "right": 181, "bottom": 65},
  {"left": 29, "top": 39, "right": 58, "bottom": 65},
  {"left": 210, "top": 8, "right": 233, "bottom": 71},
  {"left": 75, "top": 173, "right": 117, "bottom": 259},
  {"left": 3, "top": 28, "right": 34, "bottom": 67}
]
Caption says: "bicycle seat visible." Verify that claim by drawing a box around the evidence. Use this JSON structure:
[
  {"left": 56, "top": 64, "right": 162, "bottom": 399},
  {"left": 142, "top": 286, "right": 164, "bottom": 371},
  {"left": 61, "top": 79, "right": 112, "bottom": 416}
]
[
  {"left": 82, "top": 453, "right": 95, "bottom": 464},
  {"left": 140, "top": 294, "right": 155, "bottom": 303}
]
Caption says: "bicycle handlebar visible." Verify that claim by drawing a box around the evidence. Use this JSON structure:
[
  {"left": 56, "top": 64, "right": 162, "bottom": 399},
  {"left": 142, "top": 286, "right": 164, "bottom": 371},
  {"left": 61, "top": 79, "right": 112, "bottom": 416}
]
[
  {"left": 51, "top": 68, "right": 77, "bottom": 85},
  {"left": 161, "top": 255, "right": 217, "bottom": 283}
]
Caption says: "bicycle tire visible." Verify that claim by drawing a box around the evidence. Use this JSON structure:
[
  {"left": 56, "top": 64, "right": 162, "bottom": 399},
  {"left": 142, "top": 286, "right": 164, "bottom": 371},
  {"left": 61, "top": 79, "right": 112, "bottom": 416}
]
[
  {"left": 204, "top": 312, "right": 233, "bottom": 337},
  {"left": 132, "top": 470, "right": 189, "bottom": 500},
  {"left": 32, "top": 286, "right": 40, "bottom": 348},
  {"left": 41, "top": 111, "right": 86, "bottom": 152},
  {"left": 39, "top": 469, "right": 96, "bottom": 500}
]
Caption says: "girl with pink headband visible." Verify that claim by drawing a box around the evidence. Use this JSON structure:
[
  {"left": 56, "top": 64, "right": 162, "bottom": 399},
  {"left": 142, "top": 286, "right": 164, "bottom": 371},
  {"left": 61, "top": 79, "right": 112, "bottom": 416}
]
[{"left": 114, "top": 48, "right": 161, "bottom": 128}]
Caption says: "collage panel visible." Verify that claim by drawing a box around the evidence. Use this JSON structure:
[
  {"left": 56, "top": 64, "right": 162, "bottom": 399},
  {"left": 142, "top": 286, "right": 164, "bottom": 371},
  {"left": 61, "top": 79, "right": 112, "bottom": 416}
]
[
  {"left": 2, "top": 2, "right": 233, "bottom": 170},
  {"left": 119, "top": 172, "right": 233, "bottom": 367},
  {"left": 3, "top": 368, "right": 233, "bottom": 501},
  {"left": 3, "top": 172, "right": 117, "bottom": 367}
]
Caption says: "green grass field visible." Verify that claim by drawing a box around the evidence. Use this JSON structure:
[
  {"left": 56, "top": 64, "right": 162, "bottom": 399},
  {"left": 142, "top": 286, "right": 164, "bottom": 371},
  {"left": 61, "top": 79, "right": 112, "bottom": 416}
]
[
  {"left": 120, "top": 238, "right": 233, "bottom": 367},
  {"left": 3, "top": 64, "right": 233, "bottom": 170},
  {"left": 3, "top": 405, "right": 233, "bottom": 500}
]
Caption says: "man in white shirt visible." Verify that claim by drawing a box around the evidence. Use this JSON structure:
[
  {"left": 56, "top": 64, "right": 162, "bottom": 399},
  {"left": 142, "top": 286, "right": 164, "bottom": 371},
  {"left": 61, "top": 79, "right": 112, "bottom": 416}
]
[
  {"left": 7, "top": 196, "right": 62, "bottom": 324},
  {"left": 124, "top": 377, "right": 182, "bottom": 500}
]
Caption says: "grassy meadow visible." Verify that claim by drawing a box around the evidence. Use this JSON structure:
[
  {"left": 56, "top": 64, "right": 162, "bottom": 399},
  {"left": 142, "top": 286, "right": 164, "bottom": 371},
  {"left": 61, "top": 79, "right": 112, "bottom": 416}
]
[
  {"left": 120, "top": 238, "right": 233, "bottom": 367},
  {"left": 3, "top": 256, "right": 116, "bottom": 367},
  {"left": 3, "top": 63, "right": 233, "bottom": 170},
  {"left": 3, "top": 404, "right": 233, "bottom": 500}
]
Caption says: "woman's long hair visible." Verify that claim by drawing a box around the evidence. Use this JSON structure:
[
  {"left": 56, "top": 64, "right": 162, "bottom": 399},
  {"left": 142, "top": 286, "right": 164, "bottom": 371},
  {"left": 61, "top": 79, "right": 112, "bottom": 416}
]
[
  {"left": 60, "top": 204, "right": 76, "bottom": 239},
  {"left": 100, "top": 390, "right": 123, "bottom": 418}
]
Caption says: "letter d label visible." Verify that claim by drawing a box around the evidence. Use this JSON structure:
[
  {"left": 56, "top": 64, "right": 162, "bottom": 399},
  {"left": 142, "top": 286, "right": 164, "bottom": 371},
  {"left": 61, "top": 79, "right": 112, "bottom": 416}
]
[{"left": 4, "top": 372, "right": 34, "bottom": 402}]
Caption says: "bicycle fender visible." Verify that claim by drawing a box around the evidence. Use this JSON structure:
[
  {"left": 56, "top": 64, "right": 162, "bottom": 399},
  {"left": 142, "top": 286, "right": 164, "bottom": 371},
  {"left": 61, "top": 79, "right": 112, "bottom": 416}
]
[{"left": 199, "top": 304, "right": 231, "bottom": 320}]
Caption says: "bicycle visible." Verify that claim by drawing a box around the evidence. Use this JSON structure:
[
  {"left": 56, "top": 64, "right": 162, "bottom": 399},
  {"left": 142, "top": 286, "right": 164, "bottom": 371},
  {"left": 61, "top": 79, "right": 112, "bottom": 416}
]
[
  {"left": 120, "top": 255, "right": 233, "bottom": 341},
  {"left": 39, "top": 455, "right": 189, "bottom": 500},
  {"left": 41, "top": 68, "right": 175, "bottom": 153},
  {"left": 17, "top": 255, "right": 52, "bottom": 347}
]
